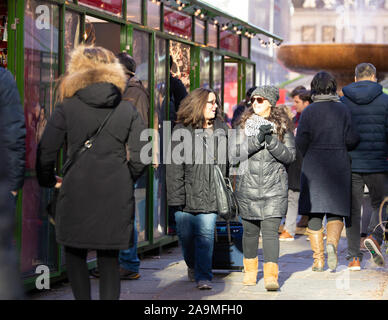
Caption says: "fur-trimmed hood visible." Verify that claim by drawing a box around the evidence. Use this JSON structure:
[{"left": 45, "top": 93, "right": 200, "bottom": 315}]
[{"left": 57, "top": 45, "right": 127, "bottom": 102}]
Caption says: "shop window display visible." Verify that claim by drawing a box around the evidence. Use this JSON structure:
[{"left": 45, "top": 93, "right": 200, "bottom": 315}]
[
  {"left": 153, "top": 36, "right": 167, "bottom": 239},
  {"left": 84, "top": 16, "right": 121, "bottom": 56},
  {"left": 131, "top": 29, "right": 150, "bottom": 242},
  {"left": 127, "top": 0, "right": 142, "bottom": 24},
  {"left": 220, "top": 30, "right": 240, "bottom": 55},
  {"left": 246, "top": 63, "right": 254, "bottom": 94},
  {"left": 200, "top": 50, "right": 210, "bottom": 89},
  {"left": 0, "top": 3, "right": 7, "bottom": 69},
  {"left": 147, "top": 0, "right": 160, "bottom": 30},
  {"left": 23, "top": 0, "right": 60, "bottom": 276},
  {"left": 208, "top": 22, "right": 218, "bottom": 48},
  {"left": 170, "top": 40, "right": 190, "bottom": 92},
  {"left": 242, "top": 37, "right": 249, "bottom": 58},
  {"left": 64, "top": 11, "right": 80, "bottom": 69},
  {"left": 195, "top": 18, "right": 205, "bottom": 44},
  {"left": 224, "top": 62, "right": 238, "bottom": 121},
  {"left": 78, "top": 0, "right": 123, "bottom": 16},
  {"left": 213, "top": 54, "right": 222, "bottom": 103}
]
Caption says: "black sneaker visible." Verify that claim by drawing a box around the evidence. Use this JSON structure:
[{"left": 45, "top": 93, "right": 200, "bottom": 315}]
[
  {"left": 187, "top": 268, "right": 195, "bottom": 282},
  {"left": 90, "top": 267, "right": 100, "bottom": 278},
  {"left": 364, "top": 236, "right": 385, "bottom": 267},
  {"left": 119, "top": 267, "right": 141, "bottom": 280}
]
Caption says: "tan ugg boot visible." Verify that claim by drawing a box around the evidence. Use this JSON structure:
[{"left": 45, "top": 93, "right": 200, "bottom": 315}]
[
  {"left": 242, "top": 257, "right": 258, "bottom": 286},
  {"left": 263, "top": 262, "right": 279, "bottom": 291},
  {"left": 306, "top": 227, "right": 325, "bottom": 272},
  {"left": 326, "top": 220, "right": 344, "bottom": 271}
]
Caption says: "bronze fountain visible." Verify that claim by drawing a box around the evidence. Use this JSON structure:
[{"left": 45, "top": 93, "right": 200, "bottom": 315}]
[{"left": 277, "top": 43, "right": 388, "bottom": 89}]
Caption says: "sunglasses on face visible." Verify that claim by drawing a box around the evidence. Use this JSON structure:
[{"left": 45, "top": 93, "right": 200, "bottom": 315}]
[{"left": 250, "top": 96, "right": 267, "bottom": 104}]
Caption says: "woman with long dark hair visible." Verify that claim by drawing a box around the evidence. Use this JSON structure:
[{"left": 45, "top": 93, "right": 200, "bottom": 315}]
[
  {"left": 36, "top": 45, "right": 146, "bottom": 299},
  {"left": 296, "top": 71, "right": 359, "bottom": 272},
  {"left": 166, "top": 88, "right": 229, "bottom": 290},
  {"left": 231, "top": 85, "right": 295, "bottom": 291}
]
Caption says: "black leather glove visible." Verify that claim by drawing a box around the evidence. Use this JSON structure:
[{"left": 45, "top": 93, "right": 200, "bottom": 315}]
[
  {"left": 256, "top": 124, "right": 273, "bottom": 143},
  {"left": 265, "top": 133, "right": 273, "bottom": 144}
]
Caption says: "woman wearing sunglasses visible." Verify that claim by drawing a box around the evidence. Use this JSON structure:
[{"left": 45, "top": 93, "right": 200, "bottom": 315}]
[
  {"left": 231, "top": 85, "right": 296, "bottom": 290},
  {"left": 166, "top": 88, "right": 229, "bottom": 290}
]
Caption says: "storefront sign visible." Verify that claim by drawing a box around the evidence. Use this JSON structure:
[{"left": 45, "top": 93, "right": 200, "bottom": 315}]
[
  {"left": 220, "top": 30, "right": 240, "bottom": 55},
  {"left": 164, "top": 7, "right": 192, "bottom": 39},
  {"left": 78, "top": 0, "right": 122, "bottom": 15}
]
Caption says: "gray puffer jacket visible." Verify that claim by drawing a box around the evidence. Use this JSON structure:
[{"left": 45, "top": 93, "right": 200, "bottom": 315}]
[{"left": 231, "top": 120, "right": 296, "bottom": 220}]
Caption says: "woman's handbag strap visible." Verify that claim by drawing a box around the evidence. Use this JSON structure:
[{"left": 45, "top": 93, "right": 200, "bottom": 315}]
[{"left": 61, "top": 108, "right": 116, "bottom": 176}]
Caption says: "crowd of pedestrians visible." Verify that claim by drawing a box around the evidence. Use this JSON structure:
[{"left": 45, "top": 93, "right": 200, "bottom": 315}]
[{"left": 1, "top": 43, "right": 387, "bottom": 299}]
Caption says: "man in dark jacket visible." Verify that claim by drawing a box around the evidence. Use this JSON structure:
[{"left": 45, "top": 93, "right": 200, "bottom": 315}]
[
  {"left": 0, "top": 67, "right": 26, "bottom": 299},
  {"left": 116, "top": 52, "right": 149, "bottom": 280},
  {"left": 341, "top": 62, "right": 388, "bottom": 269},
  {"left": 169, "top": 55, "right": 188, "bottom": 126}
]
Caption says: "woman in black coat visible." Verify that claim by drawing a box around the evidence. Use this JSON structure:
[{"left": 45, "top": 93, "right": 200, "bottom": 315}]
[
  {"left": 36, "top": 46, "right": 147, "bottom": 300},
  {"left": 166, "top": 88, "right": 229, "bottom": 290},
  {"left": 296, "top": 71, "right": 359, "bottom": 272},
  {"left": 231, "top": 86, "right": 295, "bottom": 291}
]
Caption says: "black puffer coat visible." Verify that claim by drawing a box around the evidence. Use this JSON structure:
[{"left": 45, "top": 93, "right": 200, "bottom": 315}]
[
  {"left": 341, "top": 80, "right": 388, "bottom": 173},
  {"left": 231, "top": 120, "right": 296, "bottom": 220},
  {"left": 36, "top": 49, "right": 147, "bottom": 250},
  {"left": 166, "top": 118, "right": 229, "bottom": 213}
]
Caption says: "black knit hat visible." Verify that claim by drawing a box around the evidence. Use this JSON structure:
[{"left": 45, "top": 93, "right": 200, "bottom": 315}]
[
  {"left": 250, "top": 85, "right": 279, "bottom": 107},
  {"left": 116, "top": 52, "right": 136, "bottom": 77}
]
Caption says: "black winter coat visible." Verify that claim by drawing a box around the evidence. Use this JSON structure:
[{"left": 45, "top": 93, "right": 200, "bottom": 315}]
[
  {"left": 0, "top": 68, "right": 26, "bottom": 193},
  {"left": 36, "top": 82, "right": 147, "bottom": 250},
  {"left": 341, "top": 81, "right": 388, "bottom": 173},
  {"left": 166, "top": 118, "right": 229, "bottom": 214},
  {"left": 0, "top": 68, "right": 26, "bottom": 299},
  {"left": 287, "top": 115, "right": 303, "bottom": 191},
  {"left": 231, "top": 122, "right": 296, "bottom": 220},
  {"left": 122, "top": 77, "right": 149, "bottom": 127},
  {"left": 296, "top": 100, "right": 360, "bottom": 217}
]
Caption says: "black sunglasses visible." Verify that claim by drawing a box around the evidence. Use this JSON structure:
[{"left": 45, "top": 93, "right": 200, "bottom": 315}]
[{"left": 250, "top": 96, "right": 267, "bottom": 104}]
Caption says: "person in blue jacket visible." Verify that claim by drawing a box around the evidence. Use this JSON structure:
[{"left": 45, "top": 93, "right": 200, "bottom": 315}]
[
  {"left": 341, "top": 63, "right": 388, "bottom": 269},
  {"left": 0, "top": 67, "right": 26, "bottom": 299}
]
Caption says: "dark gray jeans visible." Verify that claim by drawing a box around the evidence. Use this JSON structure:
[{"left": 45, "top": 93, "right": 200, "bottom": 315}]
[
  {"left": 0, "top": 191, "right": 23, "bottom": 299},
  {"left": 346, "top": 172, "right": 388, "bottom": 260},
  {"left": 241, "top": 217, "right": 282, "bottom": 263}
]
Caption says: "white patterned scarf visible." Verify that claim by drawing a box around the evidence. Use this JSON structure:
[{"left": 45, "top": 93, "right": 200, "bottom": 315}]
[{"left": 244, "top": 114, "right": 276, "bottom": 137}]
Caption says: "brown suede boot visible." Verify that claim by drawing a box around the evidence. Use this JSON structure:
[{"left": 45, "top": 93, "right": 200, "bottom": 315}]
[
  {"left": 306, "top": 227, "right": 325, "bottom": 271},
  {"left": 263, "top": 262, "right": 279, "bottom": 291},
  {"left": 242, "top": 257, "right": 258, "bottom": 286},
  {"left": 326, "top": 220, "right": 344, "bottom": 271}
]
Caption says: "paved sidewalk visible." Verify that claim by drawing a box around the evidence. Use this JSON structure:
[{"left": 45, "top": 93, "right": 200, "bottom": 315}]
[{"left": 28, "top": 233, "right": 388, "bottom": 300}]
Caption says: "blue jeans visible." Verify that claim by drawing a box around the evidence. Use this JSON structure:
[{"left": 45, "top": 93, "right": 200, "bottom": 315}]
[
  {"left": 119, "top": 215, "right": 140, "bottom": 273},
  {"left": 175, "top": 211, "right": 217, "bottom": 282}
]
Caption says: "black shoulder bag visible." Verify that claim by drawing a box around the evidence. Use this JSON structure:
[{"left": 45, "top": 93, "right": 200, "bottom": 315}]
[
  {"left": 202, "top": 136, "right": 239, "bottom": 221},
  {"left": 47, "top": 109, "right": 116, "bottom": 225}
]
